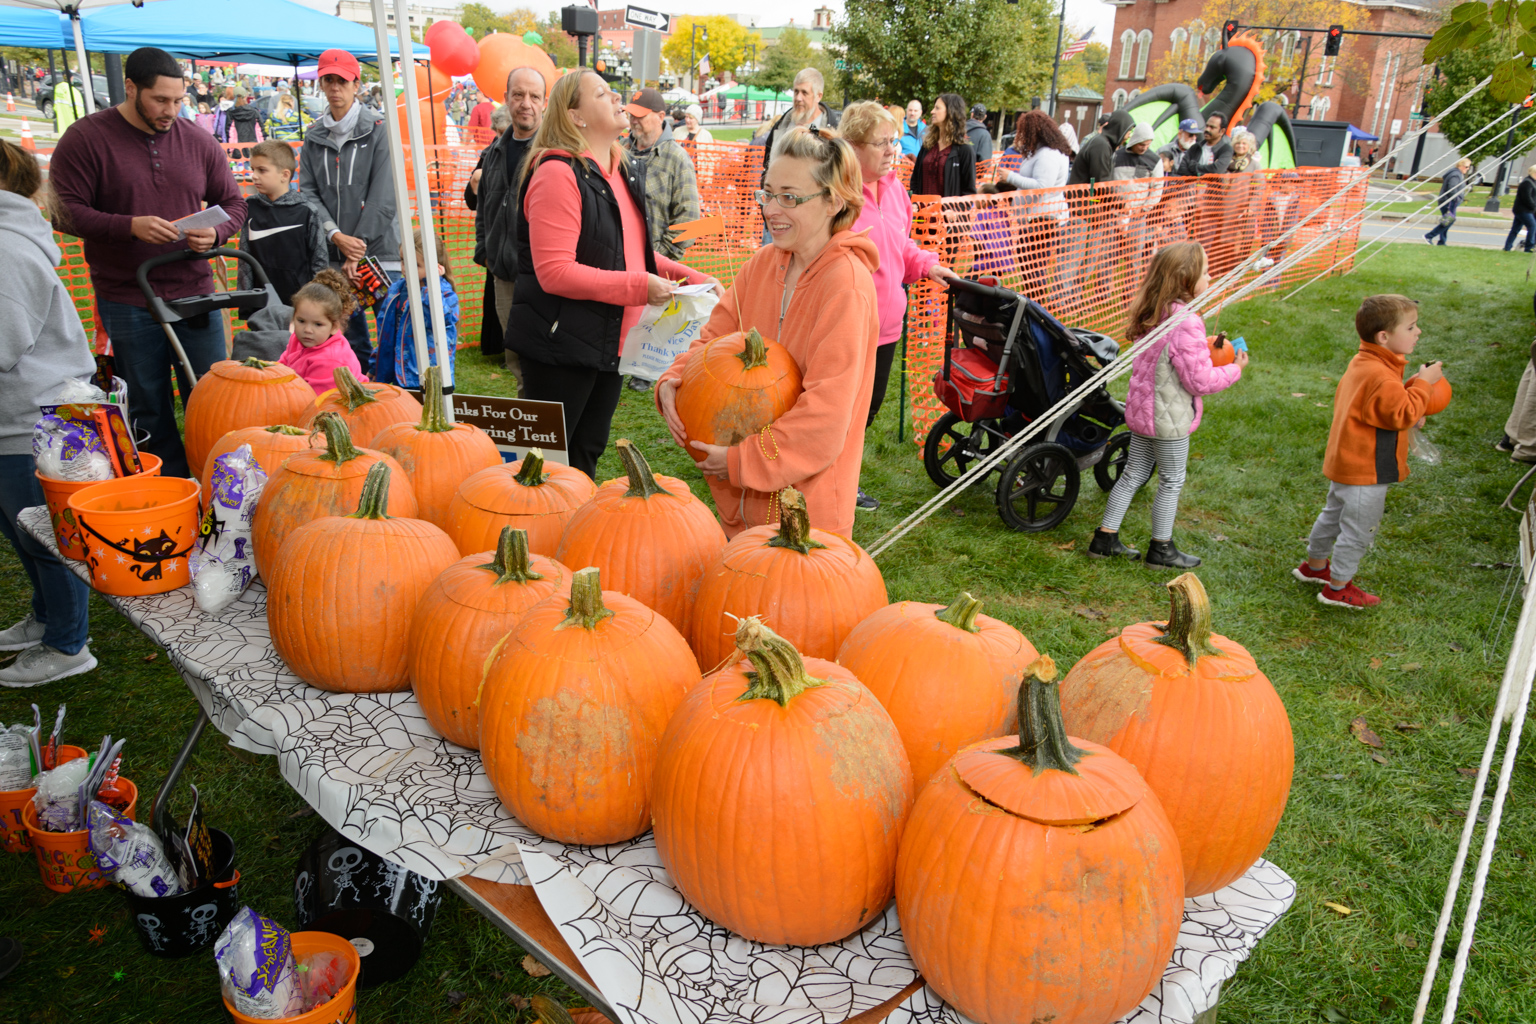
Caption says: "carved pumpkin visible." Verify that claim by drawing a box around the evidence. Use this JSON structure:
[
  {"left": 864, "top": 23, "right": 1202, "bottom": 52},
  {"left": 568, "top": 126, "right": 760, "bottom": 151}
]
[
  {"left": 555, "top": 439, "right": 725, "bottom": 637},
  {"left": 370, "top": 366, "right": 501, "bottom": 529},
  {"left": 1059, "top": 572, "right": 1294, "bottom": 896},
  {"left": 837, "top": 592, "right": 1038, "bottom": 792},
  {"left": 201, "top": 424, "right": 321, "bottom": 507},
  {"left": 296, "top": 366, "right": 423, "bottom": 442},
  {"left": 251, "top": 412, "right": 417, "bottom": 580},
  {"left": 689, "top": 487, "right": 885, "bottom": 669},
  {"left": 445, "top": 449, "right": 596, "bottom": 558},
  {"left": 477, "top": 566, "right": 700, "bottom": 844},
  {"left": 268, "top": 462, "right": 460, "bottom": 692},
  {"left": 652, "top": 618, "right": 914, "bottom": 946},
  {"left": 674, "top": 327, "right": 803, "bottom": 462},
  {"left": 895, "top": 658, "right": 1184, "bottom": 1024},
  {"left": 183, "top": 358, "right": 316, "bottom": 482},
  {"left": 409, "top": 528, "right": 572, "bottom": 749}
]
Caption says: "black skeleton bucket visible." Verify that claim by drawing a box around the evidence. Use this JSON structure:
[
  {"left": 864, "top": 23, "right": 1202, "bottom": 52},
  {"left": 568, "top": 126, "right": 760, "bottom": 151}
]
[
  {"left": 293, "top": 828, "right": 442, "bottom": 989},
  {"left": 122, "top": 828, "right": 240, "bottom": 958}
]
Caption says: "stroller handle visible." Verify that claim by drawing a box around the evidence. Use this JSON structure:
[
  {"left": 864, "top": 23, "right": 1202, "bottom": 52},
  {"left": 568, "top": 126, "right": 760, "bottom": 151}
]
[
  {"left": 135, "top": 247, "right": 272, "bottom": 304},
  {"left": 947, "top": 275, "right": 1020, "bottom": 304}
]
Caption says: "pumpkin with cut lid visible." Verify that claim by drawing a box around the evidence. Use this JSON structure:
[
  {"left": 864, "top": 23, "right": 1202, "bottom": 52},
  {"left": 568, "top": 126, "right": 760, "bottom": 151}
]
[{"left": 895, "top": 657, "right": 1183, "bottom": 1024}]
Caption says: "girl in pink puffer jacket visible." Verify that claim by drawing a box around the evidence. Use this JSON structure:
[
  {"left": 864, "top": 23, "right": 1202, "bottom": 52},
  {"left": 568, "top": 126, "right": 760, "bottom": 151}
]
[{"left": 1089, "top": 242, "right": 1247, "bottom": 568}]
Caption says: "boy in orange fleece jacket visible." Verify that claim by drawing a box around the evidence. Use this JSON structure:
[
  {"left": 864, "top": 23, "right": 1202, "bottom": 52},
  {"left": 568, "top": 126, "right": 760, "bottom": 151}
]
[{"left": 1295, "top": 294, "right": 1452, "bottom": 609}]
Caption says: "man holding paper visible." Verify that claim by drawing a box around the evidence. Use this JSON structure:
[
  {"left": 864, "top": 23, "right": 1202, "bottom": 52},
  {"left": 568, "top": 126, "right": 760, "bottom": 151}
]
[{"left": 50, "top": 46, "right": 246, "bottom": 478}]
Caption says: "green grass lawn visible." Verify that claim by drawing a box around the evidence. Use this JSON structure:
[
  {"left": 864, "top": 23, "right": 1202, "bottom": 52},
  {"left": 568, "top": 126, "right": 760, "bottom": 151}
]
[
  {"left": 4, "top": 241, "right": 1536, "bottom": 1022},
  {"left": 706, "top": 126, "right": 759, "bottom": 142}
]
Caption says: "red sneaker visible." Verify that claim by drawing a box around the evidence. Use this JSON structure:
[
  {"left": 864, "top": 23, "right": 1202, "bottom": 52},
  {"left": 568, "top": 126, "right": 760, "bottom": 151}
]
[
  {"left": 1293, "top": 560, "right": 1330, "bottom": 585},
  {"left": 1317, "top": 581, "right": 1381, "bottom": 610}
]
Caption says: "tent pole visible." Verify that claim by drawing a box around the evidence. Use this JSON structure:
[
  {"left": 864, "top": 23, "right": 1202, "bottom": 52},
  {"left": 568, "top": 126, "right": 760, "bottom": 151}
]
[
  {"left": 394, "top": 0, "right": 454, "bottom": 419},
  {"left": 292, "top": 61, "right": 303, "bottom": 134},
  {"left": 70, "top": 13, "right": 95, "bottom": 114},
  {"left": 367, "top": 0, "right": 434, "bottom": 405}
]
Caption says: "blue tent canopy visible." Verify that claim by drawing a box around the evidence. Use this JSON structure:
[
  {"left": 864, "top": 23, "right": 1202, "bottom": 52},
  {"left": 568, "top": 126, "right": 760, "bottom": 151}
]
[
  {"left": 1346, "top": 124, "right": 1379, "bottom": 142},
  {"left": 79, "top": 0, "right": 401, "bottom": 65},
  {"left": 0, "top": 7, "right": 68, "bottom": 49}
]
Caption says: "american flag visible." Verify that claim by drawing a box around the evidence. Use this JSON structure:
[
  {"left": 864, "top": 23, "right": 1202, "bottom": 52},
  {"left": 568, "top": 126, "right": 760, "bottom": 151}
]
[{"left": 1061, "top": 28, "right": 1095, "bottom": 61}]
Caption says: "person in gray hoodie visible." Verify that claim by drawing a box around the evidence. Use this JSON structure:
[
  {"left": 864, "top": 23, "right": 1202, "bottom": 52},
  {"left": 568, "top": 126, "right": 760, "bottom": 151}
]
[
  {"left": 966, "top": 104, "right": 994, "bottom": 163},
  {"left": 299, "top": 49, "right": 399, "bottom": 375},
  {"left": 0, "top": 141, "right": 97, "bottom": 687}
]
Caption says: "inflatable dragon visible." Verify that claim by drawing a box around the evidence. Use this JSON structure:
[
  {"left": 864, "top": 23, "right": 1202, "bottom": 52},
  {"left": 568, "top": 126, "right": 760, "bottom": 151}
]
[{"left": 1124, "top": 33, "right": 1297, "bottom": 169}]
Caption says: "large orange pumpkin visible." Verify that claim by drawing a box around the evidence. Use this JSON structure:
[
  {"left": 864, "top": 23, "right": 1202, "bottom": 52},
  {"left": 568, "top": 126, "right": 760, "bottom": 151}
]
[
  {"left": 837, "top": 592, "right": 1038, "bottom": 792},
  {"left": 251, "top": 412, "right": 417, "bottom": 580},
  {"left": 1058, "top": 572, "right": 1294, "bottom": 897},
  {"left": 652, "top": 618, "right": 913, "bottom": 946},
  {"left": 371, "top": 365, "right": 501, "bottom": 530},
  {"left": 201, "top": 424, "right": 322, "bottom": 507},
  {"left": 674, "top": 327, "right": 803, "bottom": 463},
  {"left": 555, "top": 439, "right": 725, "bottom": 637},
  {"left": 477, "top": 566, "right": 700, "bottom": 844},
  {"left": 895, "top": 658, "right": 1184, "bottom": 1024},
  {"left": 689, "top": 487, "right": 885, "bottom": 669},
  {"left": 183, "top": 358, "right": 316, "bottom": 481},
  {"left": 444, "top": 448, "right": 595, "bottom": 557},
  {"left": 267, "top": 462, "right": 460, "bottom": 692},
  {"left": 408, "top": 527, "right": 572, "bottom": 749},
  {"left": 296, "top": 366, "right": 423, "bottom": 442}
]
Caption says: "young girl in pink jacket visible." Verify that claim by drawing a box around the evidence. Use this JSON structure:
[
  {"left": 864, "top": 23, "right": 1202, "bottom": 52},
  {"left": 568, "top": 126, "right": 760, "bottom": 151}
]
[
  {"left": 1089, "top": 241, "right": 1247, "bottom": 568},
  {"left": 278, "top": 269, "right": 364, "bottom": 396}
]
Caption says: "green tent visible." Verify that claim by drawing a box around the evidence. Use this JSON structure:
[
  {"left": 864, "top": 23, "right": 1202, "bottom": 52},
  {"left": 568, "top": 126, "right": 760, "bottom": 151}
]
[{"left": 710, "top": 84, "right": 791, "bottom": 103}]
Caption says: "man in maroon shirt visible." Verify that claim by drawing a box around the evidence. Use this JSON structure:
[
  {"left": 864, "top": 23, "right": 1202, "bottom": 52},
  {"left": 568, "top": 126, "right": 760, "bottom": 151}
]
[{"left": 49, "top": 47, "right": 247, "bottom": 478}]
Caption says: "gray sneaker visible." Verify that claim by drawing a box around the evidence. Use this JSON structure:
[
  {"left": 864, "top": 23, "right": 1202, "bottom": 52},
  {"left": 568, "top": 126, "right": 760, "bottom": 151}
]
[
  {"left": 0, "top": 643, "right": 97, "bottom": 688},
  {"left": 0, "top": 613, "right": 45, "bottom": 652}
]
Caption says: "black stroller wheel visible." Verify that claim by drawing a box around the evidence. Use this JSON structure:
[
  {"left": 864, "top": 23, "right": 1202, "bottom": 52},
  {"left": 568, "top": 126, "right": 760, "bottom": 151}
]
[
  {"left": 995, "top": 442, "right": 1080, "bottom": 532},
  {"left": 1094, "top": 432, "right": 1133, "bottom": 492},
  {"left": 923, "top": 412, "right": 1007, "bottom": 489}
]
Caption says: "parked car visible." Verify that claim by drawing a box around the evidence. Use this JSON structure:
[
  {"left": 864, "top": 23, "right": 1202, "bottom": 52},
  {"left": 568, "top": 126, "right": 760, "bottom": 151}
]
[{"left": 38, "top": 72, "right": 109, "bottom": 120}]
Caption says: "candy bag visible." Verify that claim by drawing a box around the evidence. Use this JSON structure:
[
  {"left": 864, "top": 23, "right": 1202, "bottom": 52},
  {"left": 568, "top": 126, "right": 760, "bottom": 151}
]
[
  {"left": 32, "top": 413, "right": 112, "bottom": 482},
  {"left": 31, "top": 756, "right": 91, "bottom": 832},
  {"left": 87, "top": 800, "right": 185, "bottom": 898},
  {"left": 299, "top": 950, "right": 350, "bottom": 1011},
  {"left": 53, "top": 378, "right": 107, "bottom": 404},
  {"left": 190, "top": 445, "right": 267, "bottom": 615},
  {"left": 214, "top": 907, "right": 303, "bottom": 1020},
  {"left": 0, "top": 726, "right": 31, "bottom": 791}
]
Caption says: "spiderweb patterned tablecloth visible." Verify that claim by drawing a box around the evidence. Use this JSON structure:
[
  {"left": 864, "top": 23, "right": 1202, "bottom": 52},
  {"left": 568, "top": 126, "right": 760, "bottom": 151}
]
[{"left": 21, "top": 504, "right": 1297, "bottom": 1024}]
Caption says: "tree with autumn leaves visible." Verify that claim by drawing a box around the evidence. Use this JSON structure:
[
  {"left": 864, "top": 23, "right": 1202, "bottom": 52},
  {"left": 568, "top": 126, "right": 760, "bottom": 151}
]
[{"left": 661, "top": 16, "right": 764, "bottom": 83}]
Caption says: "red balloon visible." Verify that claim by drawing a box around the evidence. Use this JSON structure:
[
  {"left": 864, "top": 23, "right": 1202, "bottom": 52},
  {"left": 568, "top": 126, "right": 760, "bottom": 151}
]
[
  {"left": 424, "top": 20, "right": 455, "bottom": 46},
  {"left": 429, "top": 22, "right": 480, "bottom": 77}
]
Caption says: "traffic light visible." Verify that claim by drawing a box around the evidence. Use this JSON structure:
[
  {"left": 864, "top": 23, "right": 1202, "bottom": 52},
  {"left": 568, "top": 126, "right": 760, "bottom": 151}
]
[
  {"left": 1222, "top": 19, "right": 1239, "bottom": 46},
  {"left": 1324, "top": 24, "right": 1344, "bottom": 57}
]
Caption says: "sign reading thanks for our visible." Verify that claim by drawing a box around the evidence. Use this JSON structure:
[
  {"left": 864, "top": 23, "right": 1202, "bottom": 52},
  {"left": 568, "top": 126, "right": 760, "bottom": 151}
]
[{"left": 405, "top": 390, "right": 568, "bottom": 465}]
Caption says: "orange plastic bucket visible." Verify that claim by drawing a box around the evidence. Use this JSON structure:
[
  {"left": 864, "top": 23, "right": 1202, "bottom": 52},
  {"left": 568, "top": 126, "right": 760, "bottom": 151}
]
[
  {"left": 0, "top": 744, "right": 87, "bottom": 854},
  {"left": 223, "top": 930, "right": 363, "bottom": 1024},
  {"left": 22, "top": 776, "right": 137, "bottom": 891},
  {"left": 69, "top": 475, "right": 201, "bottom": 595},
  {"left": 38, "top": 452, "right": 162, "bottom": 560}
]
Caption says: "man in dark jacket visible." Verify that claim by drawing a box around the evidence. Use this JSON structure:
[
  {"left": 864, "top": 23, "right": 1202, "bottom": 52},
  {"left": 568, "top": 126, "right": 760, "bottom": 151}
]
[
  {"left": 761, "top": 68, "right": 840, "bottom": 170},
  {"left": 1505, "top": 164, "right": 1536, "bottom": 252},
  {"left": 1425, "top": 158, "right": 1472, "bottom": 246},
  {"left": 966, "top": 104, "right": 993, "bottom": 162},
  {"left": 1067, "top": 110, "right": 1133, "bottom": 185},
  {"left": 1177, "top": 114, "right": 1233, "bottom": 176}
]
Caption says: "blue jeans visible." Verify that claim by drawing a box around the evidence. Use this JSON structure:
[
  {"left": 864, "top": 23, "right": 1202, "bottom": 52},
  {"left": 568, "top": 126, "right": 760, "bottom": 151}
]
[
  {"left": 343, "top": 268, "right": 403, "bottom": 376},
  {"left": 0, "top": 454, "right": 90, "bottom": 654},
  {"left": 1425, "top": 216, "right": 1454, "bottom": 244},
  {"left": 1506, "top": 210, "right": 1536, "bottom": 251},
  {"left": 98, "top": 299, "right": 227, "bottom": 478}
]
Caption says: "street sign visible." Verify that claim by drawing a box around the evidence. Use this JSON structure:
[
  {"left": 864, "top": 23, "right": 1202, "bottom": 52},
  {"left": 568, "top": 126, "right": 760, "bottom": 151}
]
[
  {"left": 405, "top": 391, "right": 569, "bottom": 464},
  {"left": 625, "top": 5, "right": 670, "bottom": 32}
]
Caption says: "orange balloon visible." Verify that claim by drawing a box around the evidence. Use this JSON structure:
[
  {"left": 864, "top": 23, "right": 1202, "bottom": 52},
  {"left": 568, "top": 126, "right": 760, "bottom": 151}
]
[
  {"left": 473, "top": 33, "right": 557, "bottom": 101},
  {"left": 413, "top": 62, "right": 452, "bottom": 102}
]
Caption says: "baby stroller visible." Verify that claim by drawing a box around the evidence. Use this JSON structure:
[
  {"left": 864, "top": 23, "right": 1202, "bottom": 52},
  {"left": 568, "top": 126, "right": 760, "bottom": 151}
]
[{"left": 923, "top": 276, "right": 1128, "bottom": 532}]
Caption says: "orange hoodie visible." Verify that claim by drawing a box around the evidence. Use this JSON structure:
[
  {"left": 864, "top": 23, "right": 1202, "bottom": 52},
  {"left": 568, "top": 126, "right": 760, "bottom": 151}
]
[
  {"left": 657, "top": 230, "right": 880, "bottom": 537},
  {"left": 1323, "top": 341, "right": 1452, "bottom": 486}
]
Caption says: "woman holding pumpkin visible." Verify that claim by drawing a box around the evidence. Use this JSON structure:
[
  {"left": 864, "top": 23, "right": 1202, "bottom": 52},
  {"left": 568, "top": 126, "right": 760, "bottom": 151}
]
[{"left": 657, "top": 126, "right": 880, "bottom": 538}]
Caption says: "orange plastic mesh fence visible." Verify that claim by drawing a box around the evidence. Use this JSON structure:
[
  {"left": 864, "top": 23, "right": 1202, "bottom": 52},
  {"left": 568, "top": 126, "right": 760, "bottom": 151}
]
[{"left": 903, "top": 167, "right": 1367, "bottom": 445}]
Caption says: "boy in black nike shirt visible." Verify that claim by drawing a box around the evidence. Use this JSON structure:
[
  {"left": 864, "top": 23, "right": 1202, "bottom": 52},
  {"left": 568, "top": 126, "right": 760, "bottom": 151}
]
[{"left": 239, "top": 140, "right": 328, "bottom": 307}]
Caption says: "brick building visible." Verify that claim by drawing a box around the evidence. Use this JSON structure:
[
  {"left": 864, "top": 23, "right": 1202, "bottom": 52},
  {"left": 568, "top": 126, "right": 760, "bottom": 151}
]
[{"left": 1100, "top": 0, "right": 1434, "bottom": 159}]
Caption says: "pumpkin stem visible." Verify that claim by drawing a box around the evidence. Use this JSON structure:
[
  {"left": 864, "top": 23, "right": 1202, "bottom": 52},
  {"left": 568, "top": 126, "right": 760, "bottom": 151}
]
[
  {"left": 480, "top": 527, "right": 543, "bottom": 584},
  {"left": 994, "top": 656, "right": 1086, "bottom": 776},
  {"left": 616, "top": 438, "right": 665, "bottom": 499},
  {"left": 514, "top": 448, "right": 549, "bottom": 486},
  {"left": 735, "top": 617, "right": 824, "bottom": 706},
  {"left": 735, "top": 327, "right": 769, "bottom": 370},
  {"left": 766, "top": 488, "right": 824, "bottom": 554},
  {"left": 313, "top": 411, "right": 363, "bottom": 464},
  {"left": 240, "top": 356, "right": 277, "bottom": 368},
  {"left": 348, "top": 461, "right": 393, "bottom": 520},
  {"left": 332, "top": 366, "right": 381, "bottom": 411},
  {"left": 1152, "top": 572, "right": 1224, "bottom": 668},
  {"left": 415, "top": 364, "right": 454, "bottom": 433},
  {"left": 934, "top": 592, "right": 984, "bottom": 632},
  {"left": 263, "top": 424, "right": 309, "bottom": 436},
  {"left": 557, "top": 567, "right": 614, "bottom": 631}
]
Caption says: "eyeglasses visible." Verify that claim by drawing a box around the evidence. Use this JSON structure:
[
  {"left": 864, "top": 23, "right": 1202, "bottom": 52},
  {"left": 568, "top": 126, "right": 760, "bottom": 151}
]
[
  {"left": 865, "top": 137, "right": 900, "bottom": 150},
  {"left": 754, "top": 188, "right": 830, "bottom": 209}
]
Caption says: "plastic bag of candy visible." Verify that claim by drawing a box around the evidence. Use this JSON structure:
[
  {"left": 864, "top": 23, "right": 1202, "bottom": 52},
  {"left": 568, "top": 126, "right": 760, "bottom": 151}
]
[
  {"left": 214, "top": 907, "right": 303, "bottom": 1020},
  {"left": 31, "top": 755, "right": 91, "bottom": 832},
  {"left": 298, "top": 950, "right": 350, "bottom": 1011},
  {"left": 87, "top": 800, "right": 184, "bottom": 898},
  {"left": 32, "top": 413, "right": 112, "bottom": 482},
  {"left": 0, "top": 725, "right": 31, "bottom": 791},
  {"left": 190, "top": 445, "right": 267, "bottom": 615}
]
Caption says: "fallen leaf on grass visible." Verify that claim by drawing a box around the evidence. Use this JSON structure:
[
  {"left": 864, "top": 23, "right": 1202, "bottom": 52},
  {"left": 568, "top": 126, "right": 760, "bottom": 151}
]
[
  {"left": 446, "top": 991, "right": 467, "bottom": 1007},
  {"left": 521, "top": 955, "right": 552, "bottom": 978},
  {"left": 1104, "top": 626, "right": 1120, "bottom": 636},
  {"left": 1371, "top": 752, "right": 1391, "bottom": 765},
  {"left": 951, "top": 508, "right": 965, "bottom": 517},
  {"left": 142, "top": 652, "right": 158, "bottom": 662},
  {"left": 1320, "top": 1007, "right": 1347, "bottom": 1023},
  {"left": 1212, "top": 533, "right": 1229, "bottom": 542},
  {"left": 1395, "top": 933, "right": 1420, "bottom": 949},
  {"left": 1400, "top": 663, "right": 1422, "bottom": 672},
  {"left": 1370, "top": 658, "right": 1383, "bottom": 669},
  {"left": 1321, "top": 773, "right": 1346, "bottom": 780},
  {"left": 1457, "top": 767, "right": 1478, "bottom": 777},
  {"left": 1449, "top": 808, "right": 1490, "bottom": 823},
  {"left": 1053, "top": 540, "right": 1076, "bottom": 551},
  {"left": 1261, "top": 319, "right": 1271, "bottom": 324},
  {"left": 1450, "top": 641, "right": 1466, "bottom": 652},
  {"left": 508, "top": 995, "right": 531, "bottom": 1010},
  {"left": 57, "top": 966, "right": 75, "bottom": 978},
  {"left": 489, "top": 372, "right": 502, "bottom": 379},
  {"left": 1291, "top": 392, "right": 1308, "bottom": 398},
  {"left": 1395, "top": 722, "right": 1422, "bottom": 732},
  {"left": 1350, "top": 717, "right": 1384, "bottom": 748},
  {"left": 1324, "top": 901, "right": 1352, "bottom": 916},
  {"left": 286, "top": 806, "right": 316, "bottom": 819},
  {"left": 1073, "top": 606, "right": 1105, "bottom": 620}
]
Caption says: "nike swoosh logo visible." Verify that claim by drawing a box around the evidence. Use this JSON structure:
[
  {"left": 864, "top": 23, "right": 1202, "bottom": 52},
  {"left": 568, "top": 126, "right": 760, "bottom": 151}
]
[{"left": 247, "top": 224, "right": 303, "bottom": 241}]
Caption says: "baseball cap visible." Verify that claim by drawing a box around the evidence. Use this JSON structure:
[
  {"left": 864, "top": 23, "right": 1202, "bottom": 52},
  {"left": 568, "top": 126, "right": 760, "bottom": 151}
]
[
  {"left": 1178, "top": 117, "right": 1201, "bottom": 133},
  {"left": 316, "top": 48, "right": 361, "bottom": 82},
  {"left": 623, "top": 87, "right": 665, "bottom": 118},
  {"left": 970, "top": 103, "right": 987, "bottom": 118}
]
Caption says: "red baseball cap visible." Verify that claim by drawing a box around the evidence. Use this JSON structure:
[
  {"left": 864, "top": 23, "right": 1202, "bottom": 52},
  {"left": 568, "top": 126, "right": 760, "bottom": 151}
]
[{"left": 316, "top": 49, "right": 361, "bottom": 82}]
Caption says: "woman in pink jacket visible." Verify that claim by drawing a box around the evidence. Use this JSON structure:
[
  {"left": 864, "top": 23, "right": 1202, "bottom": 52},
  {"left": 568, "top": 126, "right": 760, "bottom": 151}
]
[
  {"left": 842, "top": 101, "right": 957, "bottom": 511},
  {"left": 1090, "top": 241, "right": 1246, "bottom": 568}
]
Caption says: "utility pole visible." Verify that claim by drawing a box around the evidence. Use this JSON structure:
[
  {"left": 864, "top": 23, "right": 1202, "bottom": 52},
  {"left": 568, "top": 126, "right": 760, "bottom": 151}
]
[
  {"left": 1046, "top": 0, "right": 1067, "bottom": 117},
  {"left": 1292, "top": 34, "right": 1311, "bottom": 119}
]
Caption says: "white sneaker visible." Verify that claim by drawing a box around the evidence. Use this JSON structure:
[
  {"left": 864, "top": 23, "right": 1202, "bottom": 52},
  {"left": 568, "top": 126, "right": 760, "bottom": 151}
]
[
  {"left": 0, "top": 613, "right": 45, "bottom": 651},
  {"left": 0, "top": 643, "right": 97, "bottom": 688}
]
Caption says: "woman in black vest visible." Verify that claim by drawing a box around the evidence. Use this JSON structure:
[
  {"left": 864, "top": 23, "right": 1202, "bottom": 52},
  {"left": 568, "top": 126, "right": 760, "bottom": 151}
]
[{"left": 507, "top": 70, "right": 716, "bottom": 477}]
